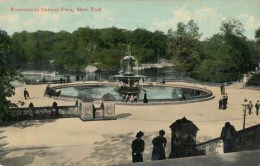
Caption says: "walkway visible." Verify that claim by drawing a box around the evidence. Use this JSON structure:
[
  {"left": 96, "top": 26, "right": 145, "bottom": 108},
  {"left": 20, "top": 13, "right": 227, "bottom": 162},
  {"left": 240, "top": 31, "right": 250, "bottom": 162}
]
[{"left": 0, "top": 81, "right": 259, "bottom": 166}]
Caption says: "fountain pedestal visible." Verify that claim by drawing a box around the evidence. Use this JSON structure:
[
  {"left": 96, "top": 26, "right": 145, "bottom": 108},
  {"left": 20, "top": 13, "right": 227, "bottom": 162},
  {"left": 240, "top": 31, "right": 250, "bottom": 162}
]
[{"left": 113, "top": 44, "right": 146, "bottom": 95}]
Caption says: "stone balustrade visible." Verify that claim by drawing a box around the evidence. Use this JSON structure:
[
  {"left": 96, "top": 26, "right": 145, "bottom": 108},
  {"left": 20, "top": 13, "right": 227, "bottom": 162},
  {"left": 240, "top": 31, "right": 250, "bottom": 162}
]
[
  {"left": 195, "top": 124, "right": 260, "bottom": 155},
  {"left": 8, "top": 105, "right": 77, "bottom": 121}
]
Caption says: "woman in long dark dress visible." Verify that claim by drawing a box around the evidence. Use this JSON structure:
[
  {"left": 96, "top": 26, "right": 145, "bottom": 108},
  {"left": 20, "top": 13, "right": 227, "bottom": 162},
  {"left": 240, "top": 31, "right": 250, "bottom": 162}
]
[
  {"left": 220, "top": 122, "right": 237, "bottom": 153},
  {"left": 132, "top": 131, "right": 145, "bottom": 163},
  {"left": 143, "top": 91, "right": 148, "bottom": 103},
  {"left": 151, "top": 130, "right": 167, "bottom": 160}
]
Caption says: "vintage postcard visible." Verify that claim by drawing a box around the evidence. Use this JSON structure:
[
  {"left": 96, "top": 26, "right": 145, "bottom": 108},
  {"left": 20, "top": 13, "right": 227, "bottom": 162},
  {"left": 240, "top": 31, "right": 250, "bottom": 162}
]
[{"left": 0, "top": 0, "right": 260, "bottom": 166}]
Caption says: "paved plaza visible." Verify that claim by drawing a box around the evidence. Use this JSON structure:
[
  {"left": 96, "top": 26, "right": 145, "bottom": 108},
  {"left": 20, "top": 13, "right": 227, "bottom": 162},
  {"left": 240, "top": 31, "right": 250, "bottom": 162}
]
[{"left": 1, "top": 82, "right": 259, "bottom": 166}]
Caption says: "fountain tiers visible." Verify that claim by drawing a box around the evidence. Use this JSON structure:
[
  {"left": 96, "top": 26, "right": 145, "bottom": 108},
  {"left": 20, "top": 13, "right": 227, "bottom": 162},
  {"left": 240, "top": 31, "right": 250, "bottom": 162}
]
[
  {"left": 113, "top": 45, "right": 146, "bottom": 94},
  {"left": 113, "top": 74, "right": 146, "bottom": 94}
]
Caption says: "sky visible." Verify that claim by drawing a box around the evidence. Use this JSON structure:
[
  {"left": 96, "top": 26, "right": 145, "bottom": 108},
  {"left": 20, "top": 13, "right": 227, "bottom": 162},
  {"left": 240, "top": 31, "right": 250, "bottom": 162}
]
[{"left": 1, "top": 0, "right": 260, "bottom": 40}]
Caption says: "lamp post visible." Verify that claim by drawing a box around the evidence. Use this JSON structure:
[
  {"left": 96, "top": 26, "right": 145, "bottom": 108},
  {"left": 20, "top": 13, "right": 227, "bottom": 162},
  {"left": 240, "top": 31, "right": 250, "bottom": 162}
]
[{"left": 242, "top": 99, "right": 248, "bottom": 129}]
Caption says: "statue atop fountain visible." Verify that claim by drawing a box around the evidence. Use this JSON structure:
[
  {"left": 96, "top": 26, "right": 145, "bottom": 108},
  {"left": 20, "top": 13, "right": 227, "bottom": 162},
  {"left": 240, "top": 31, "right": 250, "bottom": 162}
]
[
  {"left": 121, "top": 44, "right": 135, "bottom": 76},
  {"left": 114, "top": 44, "right": 146, "bottom": 95}
]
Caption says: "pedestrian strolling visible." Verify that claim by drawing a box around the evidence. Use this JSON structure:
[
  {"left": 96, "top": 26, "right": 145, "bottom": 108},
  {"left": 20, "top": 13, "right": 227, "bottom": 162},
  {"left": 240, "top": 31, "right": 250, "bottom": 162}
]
[
  {"left": 180, "top": 92, "right": 186, "bottom": 102},
  {"left": 24, "top": 88, "right": 30, "bottom": 100},
  {"left": 52, "top": 101, "right": 58, "bottom": 116},
  {"left": 132, "top": 131, "right": 145, "bottom": 163},
  {"left": 222, "top": 96, "right": 227, "bottom": 110},
  {"left": 225, "top": 93, "right": 228, "bottom": 103},
  {"left": 220, "top": 122, "right": 237, "bottom": 153},
  {"left": 248, "top": 101, "right": 253, "bottom": 115},
  {"left": 219, "top": 98, "right": 223, "bottom": 109},
  {"left": 151, "top": 130, "right": 167, "bottom": 161},
  {"left": 44, "top": 85, "right": 50, "bottom": 97},
  {"left": 255, "top": 100, "right": 260, "bottom": 116},
  {"left": 220, "top": 84, "right": 225, "bottom": 95},
  {"left": 43, "top": 77, "right": 46, "bottom": 84},
  {"left": 143, "top": 91, "right": 148, "bottom": 103}
]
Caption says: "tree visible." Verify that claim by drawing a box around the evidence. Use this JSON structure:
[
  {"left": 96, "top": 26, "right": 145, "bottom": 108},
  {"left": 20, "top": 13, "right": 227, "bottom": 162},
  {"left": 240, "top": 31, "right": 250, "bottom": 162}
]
[
  {"left": 52, "top": 31, "right": 75, "bottom": 69},
  {"left": 8, "top": 27, "right": 171, "bottom": 71},
  {"left": 194, "top": 18, "right": 260, "bottom": 82},
  {"left": 255, "top": 27, "right": 260, "bottom": 44},
  {"left": 152, "top": 30, "right": 169, "bottom": 61},
  {"left": 167, "top": 20, "right": 202, "bottom": 75},
  {"left": 194, "top": 34, "right": 235, "bottom": 82},
  {"left": 222, "top": 18, "right": 258, "bottom": 77},
  {"left": 220, "top": 18, "right": 245, "bottom": 37},
  {"left": 0, "top": 30, "right": 17, "bottom": 123}
]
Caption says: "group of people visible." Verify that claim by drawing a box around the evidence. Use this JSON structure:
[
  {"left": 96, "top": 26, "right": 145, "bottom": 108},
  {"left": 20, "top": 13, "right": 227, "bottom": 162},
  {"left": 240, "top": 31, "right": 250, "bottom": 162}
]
[
  {"left": 219, "top": 85, "right": 259, "bottom": 116},
  {"left": 122, "top": 94, "right": 138, "bottom": 103},
  {"left": 219, "top": 93, "right": 228, "bottom": 110},
  {"left": 131, "top": 130, "right": 167, "bottom": 163},
  {"left": 44, "top": 85, "right": 61, "bottom": 97},
  {"left": 121, "top": 91, "right": 148, "bottom": 104},
  {"left": 244, "top": 99, "right": 259, "bottom": 116}
]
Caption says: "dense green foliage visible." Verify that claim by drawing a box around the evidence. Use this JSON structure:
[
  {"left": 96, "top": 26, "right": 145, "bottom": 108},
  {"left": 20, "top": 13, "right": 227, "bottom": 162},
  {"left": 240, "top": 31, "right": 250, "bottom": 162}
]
[
  {"left": 168, "top": 18, "right": 260, "bottom": 82},
  {"left": 168, "top": 20, "right": 202, "bottom": 75},
  {"left": 256, "top": 27, "right": 260, "bottom": 44},
  {"left": 0, "top": 30, "right": 18, "bottom": 123},
  {"left": 10, "top": 27, "right": 169, "bottom": 71},
  {"left": 1, "top": 18, "right": 260, "bottom": 122},
  {"left": 3, "top": 18, "right": 260, "bottom": 84},
  {"left": 246, "top": 72, "right": 260, "bottom": 86}
]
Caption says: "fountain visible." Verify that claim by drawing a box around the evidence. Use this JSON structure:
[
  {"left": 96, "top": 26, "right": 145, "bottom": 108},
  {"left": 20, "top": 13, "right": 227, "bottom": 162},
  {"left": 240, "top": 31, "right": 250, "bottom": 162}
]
[
  {"left": 113, "top": 44, "right": 146, "bottom": 95},
  {"left": 51, "top": 44, "right": 214, "bottom": 103}
]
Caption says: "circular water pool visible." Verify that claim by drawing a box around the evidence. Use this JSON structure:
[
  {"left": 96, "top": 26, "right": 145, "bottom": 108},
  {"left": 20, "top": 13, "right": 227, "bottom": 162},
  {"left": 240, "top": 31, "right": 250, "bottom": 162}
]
[{"left": 52, "top": 83, "right": 213, "bottom": 102}]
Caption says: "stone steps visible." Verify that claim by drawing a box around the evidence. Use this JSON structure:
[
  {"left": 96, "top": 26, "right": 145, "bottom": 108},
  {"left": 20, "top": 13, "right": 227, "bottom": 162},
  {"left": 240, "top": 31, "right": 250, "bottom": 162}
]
[{"left": 120, "top": 150, "right": 260, "bottom": 166}]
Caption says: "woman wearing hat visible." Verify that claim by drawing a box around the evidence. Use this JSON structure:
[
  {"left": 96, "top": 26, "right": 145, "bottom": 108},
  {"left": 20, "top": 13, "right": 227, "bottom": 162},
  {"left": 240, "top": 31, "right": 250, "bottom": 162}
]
[
  {"left": 151, "top": 130, "right": 167, "bottom": 160},
  {"left": 131, "top": 131, "right": 145, "bottom": 163}
]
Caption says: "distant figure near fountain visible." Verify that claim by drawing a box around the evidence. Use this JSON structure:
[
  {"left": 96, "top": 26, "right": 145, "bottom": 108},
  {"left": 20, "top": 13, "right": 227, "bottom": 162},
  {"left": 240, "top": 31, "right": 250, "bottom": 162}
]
[
  {"left": 53, "top": 44, "right": 213, "bottom": 102},
  {"left": 114, "top": 44, "right": 146, "bottom": 96}
]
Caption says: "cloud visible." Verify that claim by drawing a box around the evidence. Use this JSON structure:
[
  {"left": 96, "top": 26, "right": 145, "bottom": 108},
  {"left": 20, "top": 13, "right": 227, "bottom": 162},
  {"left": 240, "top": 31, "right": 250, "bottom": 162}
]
[
  {"left": 238, "top": 13, "right": 260, "bottom": 38},
  {"left": 0, "top": 14, "right": 22, "bottom": 34},
  {"left": 0, "top": 8, "right": 69, "bottom": 34},
  {"left": 0, "top": 7, "right": 115, "bottom": 35},
  {"left": 74, "top": 21, "right": 86, "bottom": 28},
  {"left": 201, "top": 7, "right": 217, "bottom": 15},
  {"left": 0, "top": 14, "right": 19, "bottom": 22},
  {"left": 150, "top": 8, "right": 191, "bottom": 32},
  {"left": 89, "top": 8, "right": 115, "bottom": 28},
  {"left": 150, "top": 7, "right": 223, "bottom": 39},
  {"left": 174, "top": 9, "right": 192, "bottom": 22},
  {"left": 239, "top": 13, "right": 260, "bottom": 30}
]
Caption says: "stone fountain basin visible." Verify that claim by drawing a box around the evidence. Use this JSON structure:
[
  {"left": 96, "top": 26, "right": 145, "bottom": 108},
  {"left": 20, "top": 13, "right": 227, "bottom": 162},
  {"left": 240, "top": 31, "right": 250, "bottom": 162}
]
[{"left": 50, "top": 82, "right": 214, "bottom": 104}]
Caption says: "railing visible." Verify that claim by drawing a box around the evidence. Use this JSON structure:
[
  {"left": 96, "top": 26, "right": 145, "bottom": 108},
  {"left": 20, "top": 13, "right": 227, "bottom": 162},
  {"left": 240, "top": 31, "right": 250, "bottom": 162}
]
[
  {"left": 8, "top": 105, "right": 78, "bottom": 121},
  {"left": 195, "top": 124, "right": 260, "bottom": 155},
  {"left": 164, "top": 78, "right": 228, "bottom": 87}
]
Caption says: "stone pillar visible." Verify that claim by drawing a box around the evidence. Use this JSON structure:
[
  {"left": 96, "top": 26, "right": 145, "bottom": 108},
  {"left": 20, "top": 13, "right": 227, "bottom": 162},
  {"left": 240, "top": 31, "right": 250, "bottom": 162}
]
[
  {"left": 103, "top": 102, "right": 116, "bottom": 120},
  {"left": 169, "top": 117, "right": 199, "bottom": 159},
  {"left": 78, "top": 94, "right": 94, "bottom": 121},
  {"left": 101, "top": 93, "right": 117, "bottom": 120}
]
